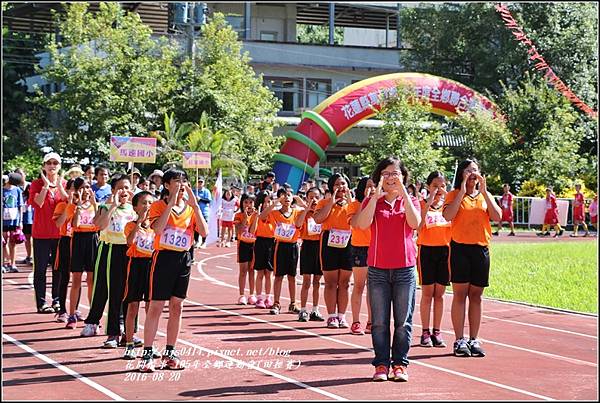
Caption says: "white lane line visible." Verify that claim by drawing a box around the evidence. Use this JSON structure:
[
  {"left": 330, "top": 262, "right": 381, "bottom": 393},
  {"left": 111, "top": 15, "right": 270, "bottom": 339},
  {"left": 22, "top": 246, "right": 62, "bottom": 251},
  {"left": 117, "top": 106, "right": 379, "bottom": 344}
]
[
  {"left": 482, "top": 315, "right": 597, "bottom": 340},
  {"left": 215, "top": 265, "right": 233, "bottom": 271},
  {"left": 29, "top": 274, "right": 344, "bottom": 401},
  {"left": 2, "top": 333, "right": 125, "bottom": 401},
  {"left": 197, "top": 254, "right": 597, "bottom": 368},
  {"left": 6, "top": 279, "right": 18, "bottom": 284}
]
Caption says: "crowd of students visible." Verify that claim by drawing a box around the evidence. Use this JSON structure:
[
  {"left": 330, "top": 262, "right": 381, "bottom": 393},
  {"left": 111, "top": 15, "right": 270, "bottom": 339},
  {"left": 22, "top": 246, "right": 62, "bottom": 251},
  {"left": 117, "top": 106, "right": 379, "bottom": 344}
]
[{"left": 1, "top": 152, "right": 597, "bottom": 382}]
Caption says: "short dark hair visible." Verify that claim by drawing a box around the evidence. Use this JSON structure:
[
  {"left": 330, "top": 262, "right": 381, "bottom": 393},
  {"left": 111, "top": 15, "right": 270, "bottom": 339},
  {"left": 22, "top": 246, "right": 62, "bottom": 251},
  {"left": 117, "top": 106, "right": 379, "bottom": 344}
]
[
  {"left": 453, "top": 158, "right": 479, "bottom": 189},
  {"left": 132, "top": 191, "right": 155, "bottom": 206},
  {"left": 265, "top": 171, "right": 276, "bottom": 179},
  {"left": 328, "top": 173, "right": 349, "bottom": 192},
  {"left": 372, "top": 157, "right": 409, "bottom": 187},
  {"left": 276, "top": 188, "right": 288, "bottom": 198},
  {"left": 95, "top": 165, "right": 109, "bottom": 176},
  {"left": 355, "top": 176, "right": 371, "bottom": 202},
  {"left": 240, "top": 193, "right": 256, "bottom": 207},
  {"left": 426, "top": 171, "right": 445, "bottom": 186},
  {"left": 72, "top": 177, "right": 88, "bottom": 190},
  {"left": 255, "top": 190, "right": 271, "bottom": 210},
  {"left": 110, "top": 174, "right": 130, "bottom": 189},
  {"left": 162, "top": 168, "right": 188, "bottom": 184},
  {"left": 8, "top": 172, "right": 22, "bottom": 186}
]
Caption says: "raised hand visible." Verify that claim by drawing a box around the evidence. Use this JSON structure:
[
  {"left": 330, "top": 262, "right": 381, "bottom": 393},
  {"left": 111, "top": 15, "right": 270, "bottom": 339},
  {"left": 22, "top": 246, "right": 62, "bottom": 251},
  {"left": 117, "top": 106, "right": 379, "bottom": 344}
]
[
  {"left": 114, "top": 189, "right": 124, "bottom": 207},
  {"left": 40, "top": 169, "right": 52, "bottom": 187},
  {"left": 474, "top": 173, "right": 487, "bottom": 194},
  {"left": 183, "top": 184, "right": 199, "bottom": 208},
  {"left": 76, "top": 189, "right": 84, "bottom": 207},
  {"left": 426, "top": 187, "right": 438, "bottom": 206},
  {"left": 293, "top": 195, "right": 308, "bottom": 209},
  {"left": 460, "top": 172, "right": 468, "bottom": 194},
  {"left": 373, "top": 180, "right": 387, "bottom": 200},
  {"left": 168, "top": 182, "right": 181, "bottom": 206}
]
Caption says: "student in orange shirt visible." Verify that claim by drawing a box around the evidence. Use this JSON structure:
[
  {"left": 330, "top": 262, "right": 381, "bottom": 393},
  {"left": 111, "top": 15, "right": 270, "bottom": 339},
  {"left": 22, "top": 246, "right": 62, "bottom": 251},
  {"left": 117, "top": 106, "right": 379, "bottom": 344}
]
[
  {"left": 65, "top": 177, "right": 99, "bottom": 329},
  {"left": 443, "top": 159, "right": 501, "bottom": 358},
  {"left": 140, "top": 169, "right": 208, "bottom": 372},
  {"left": 233, "top": 193, "right": 257, "bottom": 305},
  {"left": 249, "top": 191, "right": 275, "bottom": 309},
  {"left": 259, "top": 188, "right": 302, "bottom": 315},
  {"left": 417, "top": 171, "right": 451, "bottom": 348},
  {"left": 122, "top": 191, "right": 156, "bottom": 360},
  {"left": 295, "top": 187, "right": 325, "bottom": 322},
  {"left": 348, "top": 176, "right": 375, "bottom": 335},
  {"left": 314, "top": 173, "right": 354, "bottom": 329}
]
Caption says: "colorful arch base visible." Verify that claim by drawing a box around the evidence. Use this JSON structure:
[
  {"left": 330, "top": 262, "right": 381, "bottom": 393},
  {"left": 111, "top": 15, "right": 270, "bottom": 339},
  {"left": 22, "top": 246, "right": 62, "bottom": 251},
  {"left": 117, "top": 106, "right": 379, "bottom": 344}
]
[{"left": 274, "top": 72, "right": 500, "bottom": 192}]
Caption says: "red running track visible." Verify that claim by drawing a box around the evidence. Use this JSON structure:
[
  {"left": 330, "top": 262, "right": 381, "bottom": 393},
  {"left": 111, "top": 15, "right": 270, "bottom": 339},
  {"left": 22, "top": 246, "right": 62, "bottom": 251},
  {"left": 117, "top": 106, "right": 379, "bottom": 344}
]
[{"left": 2, "top": 239, "right": 597, "bottom": 401}]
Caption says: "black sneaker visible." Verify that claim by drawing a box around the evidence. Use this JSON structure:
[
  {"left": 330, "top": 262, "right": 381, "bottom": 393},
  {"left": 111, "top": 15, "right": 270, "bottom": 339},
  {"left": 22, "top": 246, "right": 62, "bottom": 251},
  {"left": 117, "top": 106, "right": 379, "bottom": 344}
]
[
  {"left": 468, "top": 338, "right": 486, "bottom": 357},
  {"left": 453, "top": 338, "right": 471, "bottom": 357},
  {"left": 508, "top": 232, "right": 515, "bottom": 236},
  {"left": 309, "top": 311, "right": 325, "bottom": 321},
  {"left": 492, "top": 231, "right": 499, "bottom": 236}
]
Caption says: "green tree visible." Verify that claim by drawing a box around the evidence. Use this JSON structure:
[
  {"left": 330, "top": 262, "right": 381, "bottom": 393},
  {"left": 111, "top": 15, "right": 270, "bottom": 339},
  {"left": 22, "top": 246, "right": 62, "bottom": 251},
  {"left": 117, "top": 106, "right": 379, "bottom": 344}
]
[
  {"left": 346, "top": 88, "right": 449, "bottom": 181},
  {"left": 33, "top": 2, "right": 180, "bottom": 162},
  {"left": 297, "top": 24, "right": 344, "bottom": 45}
]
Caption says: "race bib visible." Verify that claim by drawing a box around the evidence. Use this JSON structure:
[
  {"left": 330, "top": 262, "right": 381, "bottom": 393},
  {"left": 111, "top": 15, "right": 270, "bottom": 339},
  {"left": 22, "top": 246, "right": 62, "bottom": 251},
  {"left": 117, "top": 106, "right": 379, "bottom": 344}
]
[
  {"left": 135, "top": 231, "right": 155, "bottom": 255},
  {"left": 108, "top": 215, "right": 128, "bottom": 234},
  {"left": 66, "top": 222, "right": 73, "bottom": 237},
  {"left": 221, "top": 209, "right": 235, "bottom": 222},
  {"left": 3, "top": 207, "right": 18, "bottom": 221},
  {"left": 327, "top": 229, "right": 351, "bottom": 249},
  {"left": 239, "top": 226, "right": 256, "bottom": 243},
  {"left": 159, "top": 226, "right": 192, "bottom": 251},
  {"left": 425, "top": 211, "right": 450, "bottom": 229},
  {"left": 274, "top": 222, "right": 296, "bottom": 242},
  {"left": 502, "top": 200, "right": 509, "bottom": 209},
  {"left": 78, "top": 208, "right": 96, "bottom": 229},
  {"left": 307, "top": 218, "right": 322, "bottom": 236}
]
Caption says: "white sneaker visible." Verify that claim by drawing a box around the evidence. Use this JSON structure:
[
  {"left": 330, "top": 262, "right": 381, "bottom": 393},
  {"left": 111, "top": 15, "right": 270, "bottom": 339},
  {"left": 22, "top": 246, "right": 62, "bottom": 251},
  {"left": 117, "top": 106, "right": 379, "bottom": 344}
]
[
  {"left": 55, "top": 312, "right": 68, "bottom": 323},
  {"left": 199, "top": 243, "right": 207, "bottom": 249},
  {"left": 80, "top": 323, "right": 98, "bottom": 337},
  {"left": 238, "top": 295, "right": 247, "bottom": 305},
  {"left": 225, "top": 242, "right": 231, "bottom": 248},
  {"left": 194, "top": 241, "right": 202, "bottom": 248}
]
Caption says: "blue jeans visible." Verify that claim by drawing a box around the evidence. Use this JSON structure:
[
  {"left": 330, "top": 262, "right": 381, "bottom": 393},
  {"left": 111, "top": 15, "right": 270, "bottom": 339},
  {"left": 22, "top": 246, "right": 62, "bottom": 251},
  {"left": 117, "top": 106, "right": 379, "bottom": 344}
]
[{"left": 368, "top": 266, "right": 416, "bottom": 367}]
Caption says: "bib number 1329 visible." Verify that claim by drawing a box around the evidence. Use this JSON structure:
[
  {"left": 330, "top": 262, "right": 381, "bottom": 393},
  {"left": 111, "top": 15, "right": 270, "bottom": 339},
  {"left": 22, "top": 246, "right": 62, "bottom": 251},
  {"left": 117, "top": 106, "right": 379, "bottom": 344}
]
[{"left": 159, "top": 227, "right": 191, "bottom": 251}]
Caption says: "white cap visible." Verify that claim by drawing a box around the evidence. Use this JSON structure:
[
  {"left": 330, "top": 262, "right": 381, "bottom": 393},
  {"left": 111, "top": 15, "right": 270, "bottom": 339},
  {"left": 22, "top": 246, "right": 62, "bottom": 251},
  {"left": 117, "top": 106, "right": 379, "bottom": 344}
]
[
  {"left": 149, "top": 169, "right": 164, "bottom": 178},
  {"left": 43, "top": 152, "right": 62, "bottom": 164}
]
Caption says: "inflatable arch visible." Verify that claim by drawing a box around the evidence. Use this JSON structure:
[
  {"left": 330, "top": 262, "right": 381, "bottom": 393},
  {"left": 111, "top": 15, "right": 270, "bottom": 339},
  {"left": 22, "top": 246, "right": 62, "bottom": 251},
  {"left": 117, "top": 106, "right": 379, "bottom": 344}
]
[{"left": 273, "top": 72, "right": 499, "bottom": 191}]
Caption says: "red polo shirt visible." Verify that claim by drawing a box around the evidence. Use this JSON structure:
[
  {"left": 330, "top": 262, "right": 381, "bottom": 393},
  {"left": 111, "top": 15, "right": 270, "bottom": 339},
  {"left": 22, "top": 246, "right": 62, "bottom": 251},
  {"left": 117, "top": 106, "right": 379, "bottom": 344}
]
[
  {"left": 30, "top": 178, "right": 67, "bottom": 239},
  {"left": 362, "top": 195, "right": 420, "bottom": 269}
]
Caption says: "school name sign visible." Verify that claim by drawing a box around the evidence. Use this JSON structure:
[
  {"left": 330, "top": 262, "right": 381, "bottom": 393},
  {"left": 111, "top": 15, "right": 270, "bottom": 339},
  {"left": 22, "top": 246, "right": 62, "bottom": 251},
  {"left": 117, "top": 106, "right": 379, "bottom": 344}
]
[
  {"left": 110, "top": 136, "right": 157, "bottom": 163},
  {"left": 182, "top": 152, "right": 212, "bottom": 169}
]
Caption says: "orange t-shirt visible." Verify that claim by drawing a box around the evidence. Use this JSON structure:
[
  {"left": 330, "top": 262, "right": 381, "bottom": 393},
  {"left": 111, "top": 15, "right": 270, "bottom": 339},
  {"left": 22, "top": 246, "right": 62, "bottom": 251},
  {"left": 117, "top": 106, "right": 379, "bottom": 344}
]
[
  {"left": 252, "top": 212, "right": 275, "bottom": 238},
  {"left": 417, "top": 200, "right": 451, "bottom": 246},
  {"left": 234, "top": 212, "right": 256, "bottom": 243},
  {"left": 124, "top": 221, "right": 155, "bottom": 258},
  {"left": 149, "top": 200, "right": 196, "bottom": 252},
  {"left": 443, "top": 189, "right": 491, "bottom": 246},
  {"left": 316, "top": 199, "right": 351, "bottom": 231},
  {"left": 70, "top": 203, "right": 98, "bottom": 232},
  {"left": 347, "top": 200, "right": 371, "bottom": 247},
  {"left": 267, "top": 208, "right": 301, "bottom": 243},
  {"left": 53, "top": 201, "right": 74, "bottom": 237},
  {"left": 299, "top": 211, "right": 322, "bottom": 241}
]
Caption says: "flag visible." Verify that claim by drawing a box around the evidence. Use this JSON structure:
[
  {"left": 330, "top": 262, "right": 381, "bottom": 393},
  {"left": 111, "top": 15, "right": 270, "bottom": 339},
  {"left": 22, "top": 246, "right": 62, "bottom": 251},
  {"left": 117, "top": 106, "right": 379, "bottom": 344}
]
[{"left": 204, "top": 169, "right": 222, "bottom": 246}]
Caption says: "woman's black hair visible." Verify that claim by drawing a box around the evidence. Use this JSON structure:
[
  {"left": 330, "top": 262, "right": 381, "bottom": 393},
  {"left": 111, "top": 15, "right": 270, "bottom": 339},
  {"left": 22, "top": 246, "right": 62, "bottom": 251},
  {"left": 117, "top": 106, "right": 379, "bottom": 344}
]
[
  {"left": 72, "top": 176, "right": 88, "bottom": 190},
  {"left": 66, "top": 178, "right": 74, "bottom": 190},
  {"left": 453, "top": 158, "right": 479, "bottom": 189},
  {"left": 240, "top": 193, "right": 256, "bottom": 208},
  {"left": 223, "top": 188, "right": 234, "bottom": 201},
  {"left": 426, "top": 171, "right": 445, "bottom": 186},
  {"left": 132, "top": 191, "right": 155, "bottom": 207},
  {"left": 8, "top": 172, "right": 23, "bottom": 187},
  {"left": 371, "top": 156, "right": 409, "bottom": 186},
  {"left": 254, "top": 190, "right": 271, "bottom": 210},
  {"left": 328, "top": 173, "right": 349, "bottom": 192},
  {"left": 110, "top": 173, "right": 130, "bottom": 189},
  {"left": 354, "top": 176, "right": 371, "bottom": 203},
  {"left": 407, "top": 183, "right": 417, "bottom": 195},
  {"left": 160, "top": 168, "right": 188, "bottom": 199}
]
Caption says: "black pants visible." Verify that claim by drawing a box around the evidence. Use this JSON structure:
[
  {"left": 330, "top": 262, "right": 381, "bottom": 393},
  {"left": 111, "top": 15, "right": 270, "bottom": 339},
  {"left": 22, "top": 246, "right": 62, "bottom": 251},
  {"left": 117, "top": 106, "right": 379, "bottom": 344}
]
[
  {"left": 84, "top": 242, "right": 129, "bottom": 337},
  {"left": 33, "top": 238, "right": 60, "bottom": 310},
  {"left": 55, "top": 236, "right": 71, "bottom": 315}
]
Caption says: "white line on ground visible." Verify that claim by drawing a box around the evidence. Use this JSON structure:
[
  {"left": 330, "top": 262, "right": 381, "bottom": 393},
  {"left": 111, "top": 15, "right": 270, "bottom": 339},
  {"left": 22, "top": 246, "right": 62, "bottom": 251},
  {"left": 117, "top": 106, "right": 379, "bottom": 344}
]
[{"left": 215, "top": 265, "right": 233, "bottom": 271}]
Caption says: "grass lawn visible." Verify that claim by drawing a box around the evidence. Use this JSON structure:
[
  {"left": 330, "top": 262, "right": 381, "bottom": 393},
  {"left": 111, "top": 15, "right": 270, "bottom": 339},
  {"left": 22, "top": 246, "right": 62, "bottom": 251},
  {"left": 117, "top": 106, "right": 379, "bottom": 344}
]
[{"left": 486, "top": 241, "right": 598, "bottom": 314}]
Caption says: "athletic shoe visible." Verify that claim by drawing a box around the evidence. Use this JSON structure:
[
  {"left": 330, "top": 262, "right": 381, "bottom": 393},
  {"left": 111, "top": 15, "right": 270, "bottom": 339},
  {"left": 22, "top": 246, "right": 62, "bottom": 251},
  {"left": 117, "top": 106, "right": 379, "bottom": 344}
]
[
  {"left": 18, "top": 257, "right": 32, "bottom": 265},
  {"left": 350, "top": 321, "right": 365, "bottom": 335},
  {"left": 247, "top": 295, "right": 257, "bottom": 305},
  {"left": 288, "top": 302, "right": 300, "bottom": 313},
  {"left": 270, "top": 302, "right": 281, "bottom": 315},
  {"left": 225, "top": 242, "right": 231, "bottom": 248},
  {"left": 365, "top": 322, "right": 372, "bottom": 334},
  {"left": 75, "top": 310, "right": 84, "bottom": 321},
  {"left": 55, "top": 312, "right": 68, "bottom": 323},
  {"left": 309, "top": 311, "right": 325, "bottom": 322},
  {"left": 338, "top": 317, "right": 350, "bottom": 328},
  {"left": 7, "top": 266, "right": 19, "bottom": 273},
  {"left": 508, "top": 232, "right": 515, "bottom": 236},
  {"left": 119, "top": 335, "right": 143, "bottom": 348},
  {"left": 264, "top": 296, "right": 274, "bottom": 309},
  {"left": 327, "top": 317, "right": 340, "bottom": 328},
  {"left": 583, "top": 232, "right": 590, "bottom": 237},
  {"left": 199, "top": 243, "right": 207, "bottom": 249},
  {"left": 453, "top": 338, "right": 472, "bottom": 357},
  {"left": 372, "top": 365, "right": 389, "bottom": 382},
  {"left": 139, "top": 355, "right": 155, "bottom": 373},
  {"left": 298, "top": 310, "right": 309, "bottom": 322},
  {"left": 431, "top": 330, "right": 447, "bottom": 348},
  {"left": 152, "top": 346, "right": 162, "bottom": 359},
  {"left": 52, "top": 301, "right": 60, "bottom": 312},
  {"left": 194, "top": 241, "right": 202, "bottom": 248},
  {"left": 557, "top": 229, "right": 564, "bottom": 237},
  {"left": 390, "top": 365, "right": 408, "bottom": 382},
  {"left": 467, "top": 338, "right": 486, "bottom": 357},
  {"left": 65, "top": 315, "right": 77, "bottom": 329},
  {"left": 420, "top": 330, "right": 433, "bottom": 347},
  {"left": 492, "top": 231, "right": 499, "bottom": 236},
  {"left": 123, "top": 345, "right": 137, "bottom": 360},
  {"left": 238, "top": 295, "right": 247, "bottom": 305},
  {"left": 103, "top": 336, "right": 119, "bottom": 349},
  {"left": 542, "top": 232, "right": 551, "bottom": 237},
  {"left": 569, "top": 233, "right": 578, "bottom": 238},
  {"left": 161, "top": 352, "right": 185, "bottom": 370},
  {"left": 255, "top": 297, "right": 266, "bottom": 309},
  {"left": 80, "top": 323, "right": 98, "bottom": 337}
]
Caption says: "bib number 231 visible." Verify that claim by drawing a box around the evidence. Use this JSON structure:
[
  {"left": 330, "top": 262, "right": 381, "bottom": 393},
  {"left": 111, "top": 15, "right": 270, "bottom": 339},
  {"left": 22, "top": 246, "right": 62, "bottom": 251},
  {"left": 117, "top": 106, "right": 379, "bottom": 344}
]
[{"left": 327, "top": 229, "right": 350, "bottom": 248}]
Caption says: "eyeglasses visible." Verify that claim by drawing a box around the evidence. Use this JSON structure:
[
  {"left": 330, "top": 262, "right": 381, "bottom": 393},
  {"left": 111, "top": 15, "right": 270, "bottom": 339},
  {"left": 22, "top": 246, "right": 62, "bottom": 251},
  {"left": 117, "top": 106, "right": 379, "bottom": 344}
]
[
  {"left": 381, "top": 171, "right": 401, "bottom": 179},
  {"left": 45, "top": 160, "right": 60, "bottom": 166}
]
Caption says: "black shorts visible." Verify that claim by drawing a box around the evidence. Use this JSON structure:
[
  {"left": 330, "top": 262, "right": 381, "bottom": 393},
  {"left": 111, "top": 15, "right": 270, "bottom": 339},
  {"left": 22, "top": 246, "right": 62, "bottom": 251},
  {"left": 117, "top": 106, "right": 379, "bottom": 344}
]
[
  {"left": 54, "top": 236, "right": 71, "bottom": 273},
  {"left": 2, "top": 225, "right": 17, "bottom": 232},
  {"left": 237, "top": 241, "right": 254, "bottom": 264},
  {"left": 273, "top": 241, "right": 298, "bottom": 277},
  {"left": 300, "top": 240, "right": 322, "bottom": 276},
  {"left": 417, "top": 245, "right": 450, "bottom": 286},
  {"left": 22, "top": 223, "right": 32, "bottom": 235},
  {"left": 320, "top": 231, "right": 353, "bottom": 271},
  {"left": 253, "top": 236, "right": 274, "bottom": 271},
  {"left": 351, "top": 245, "right": 369, "bottom": 268},
  {"left": 149, "top": 249, "right": 192, "bottom": 300},
  {"left": 449, "top": 241, "right": 490, "bottom": 288},
  {"left": 70, "top": 231, "right": 98, "bottom": 272},
  {"left": 123, "top": 257, "right": 151, "bottom": 303}
]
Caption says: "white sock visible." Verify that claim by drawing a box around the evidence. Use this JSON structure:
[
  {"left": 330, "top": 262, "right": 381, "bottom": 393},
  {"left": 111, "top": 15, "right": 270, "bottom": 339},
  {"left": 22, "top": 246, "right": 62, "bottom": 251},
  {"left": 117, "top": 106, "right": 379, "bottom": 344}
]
[
  {"left": 260, "top": 294, "right": 266, "bottom": 300},
  {"left": 312, "top": 306, "right": 319, "bottom": 313},
  {"left": 338, "top": 313, "right": 346, "bottom": 321},
  {"left": 300, "top": 307, "right": 307, "bottom": 313},
  {"left": 328, "top": 313, "right": 338, "bottom": 319}
]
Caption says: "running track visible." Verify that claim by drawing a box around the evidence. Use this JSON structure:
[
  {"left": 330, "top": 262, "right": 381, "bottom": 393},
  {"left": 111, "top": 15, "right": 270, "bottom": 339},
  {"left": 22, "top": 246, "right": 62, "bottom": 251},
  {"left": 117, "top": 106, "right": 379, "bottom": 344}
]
[{"left": 2, "top": 236, "right": 597, "bottom": 401}]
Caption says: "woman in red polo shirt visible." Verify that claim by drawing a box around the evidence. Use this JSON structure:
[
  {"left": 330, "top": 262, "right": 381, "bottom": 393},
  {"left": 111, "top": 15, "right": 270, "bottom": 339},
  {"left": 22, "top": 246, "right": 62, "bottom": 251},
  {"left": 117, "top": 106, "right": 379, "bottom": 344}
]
[
  {"left": 30, "top": 152, "right": 68, "bottom": 313},
  {"left": 355, "top": 157, "right": 421, "bottom": 383}
]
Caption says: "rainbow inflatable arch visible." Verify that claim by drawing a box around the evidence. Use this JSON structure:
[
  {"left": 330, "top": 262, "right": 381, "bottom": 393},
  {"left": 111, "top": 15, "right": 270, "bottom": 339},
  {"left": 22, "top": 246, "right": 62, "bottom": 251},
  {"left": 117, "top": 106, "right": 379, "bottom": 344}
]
[{"left": 273, "top": 72, "right": 499, "bottom": 191}]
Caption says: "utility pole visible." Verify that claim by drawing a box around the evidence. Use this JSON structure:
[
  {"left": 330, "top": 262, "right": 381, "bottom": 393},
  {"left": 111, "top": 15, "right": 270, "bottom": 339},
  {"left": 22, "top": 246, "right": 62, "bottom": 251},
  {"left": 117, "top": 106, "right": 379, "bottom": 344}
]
[{"left": 186, "top": 2, "right": 196, "bottom": 68}]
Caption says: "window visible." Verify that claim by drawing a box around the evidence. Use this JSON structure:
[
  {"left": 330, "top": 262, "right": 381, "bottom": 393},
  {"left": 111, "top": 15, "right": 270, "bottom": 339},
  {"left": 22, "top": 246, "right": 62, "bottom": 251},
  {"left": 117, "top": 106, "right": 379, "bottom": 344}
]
[
  {"left": 260, "top": 31, "right": 278, "bottom": 41},
  {"left": 306, "top": 79, "right": 331, "bottom": 109},
  {"left": 264, "top": 77, "right": 303, "bottom": 115},
  {"left": 225, "top": 14, "right": 244, "bottom": 38}
]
